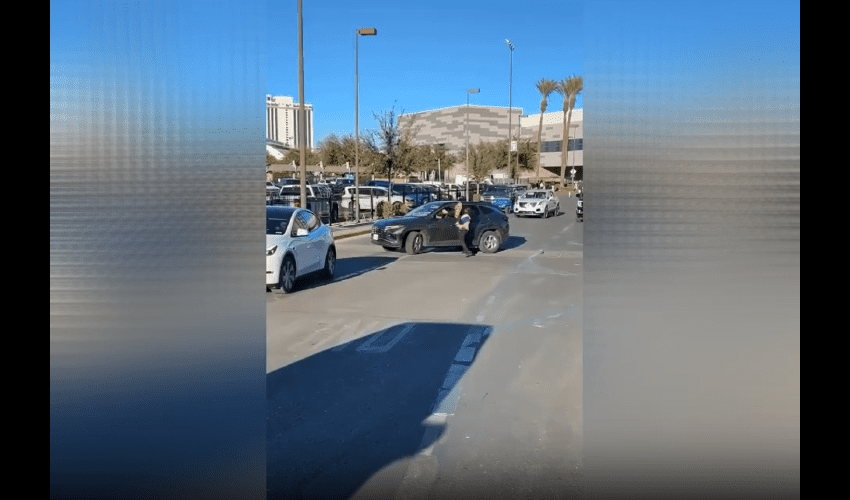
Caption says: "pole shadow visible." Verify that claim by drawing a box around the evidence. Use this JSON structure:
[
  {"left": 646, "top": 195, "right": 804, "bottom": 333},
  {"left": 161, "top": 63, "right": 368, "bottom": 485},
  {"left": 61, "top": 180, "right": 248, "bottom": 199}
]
[{"left": 267, "top": 322, "right": 492, "bottom": 499}]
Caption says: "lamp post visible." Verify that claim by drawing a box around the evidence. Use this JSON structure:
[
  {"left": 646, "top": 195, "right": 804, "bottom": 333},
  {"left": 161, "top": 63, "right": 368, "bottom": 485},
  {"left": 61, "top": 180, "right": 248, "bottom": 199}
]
[
  {"left": 465, "top": 88, "right": 479, "bottom": 201},
  {"left": 297, "top": 0, "right": 307, "bottom": 208},
  {"left": 505, "top": 39, "right": 514, "bottom": 182},
  {"left": 570, "top": 123, "right": 579, "bottom": 187},
  {"left": 355, "top": 27, "right": 377, "bottom": 222}
]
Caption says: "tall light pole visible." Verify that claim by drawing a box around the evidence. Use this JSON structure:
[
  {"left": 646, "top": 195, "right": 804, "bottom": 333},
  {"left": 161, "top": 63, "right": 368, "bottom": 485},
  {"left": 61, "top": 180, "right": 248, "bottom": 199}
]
[
  {"left": 297, "top": 0, "right": 307, "bottom": 208},
  {"left": 465, "top": 88, "right": 479, "bottom": 201},
  {"left": 354, "top": 27, "right": 377, "bottom": 222},
  {"left": 506, "top": 39, "right": 514, "bottom": 182}
]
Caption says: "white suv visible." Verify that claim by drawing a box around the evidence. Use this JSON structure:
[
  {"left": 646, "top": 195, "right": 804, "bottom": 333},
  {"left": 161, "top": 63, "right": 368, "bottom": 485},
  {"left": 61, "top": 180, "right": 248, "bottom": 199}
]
[
  {"left": 340, "top": 186, "right": 410, "bottom": 211},
  {"left": 513, "top": 189, "right": 561, "bottom": 218}
]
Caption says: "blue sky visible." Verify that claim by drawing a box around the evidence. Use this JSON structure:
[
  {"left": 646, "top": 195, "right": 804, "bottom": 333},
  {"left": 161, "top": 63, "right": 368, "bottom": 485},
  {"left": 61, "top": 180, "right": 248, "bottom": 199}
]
[
  {"left": 50, "top": 0, "right": 798, "bottom": 151},
  {"left": 268, "top": 1, "right": 584, "bottom": 145}
]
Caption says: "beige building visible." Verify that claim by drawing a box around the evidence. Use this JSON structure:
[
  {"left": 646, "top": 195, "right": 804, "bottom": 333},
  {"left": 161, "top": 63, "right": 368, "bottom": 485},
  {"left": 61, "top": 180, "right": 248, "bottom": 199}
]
[{"left": 400, "top": 105, "right": 582, "bottom": 182}]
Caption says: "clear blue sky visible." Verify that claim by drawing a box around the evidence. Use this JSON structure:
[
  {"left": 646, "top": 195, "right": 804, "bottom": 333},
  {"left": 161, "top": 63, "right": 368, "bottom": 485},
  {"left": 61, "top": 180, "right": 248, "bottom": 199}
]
[{"left": 268, "top": 1, "right": 584, "bottom": 145}]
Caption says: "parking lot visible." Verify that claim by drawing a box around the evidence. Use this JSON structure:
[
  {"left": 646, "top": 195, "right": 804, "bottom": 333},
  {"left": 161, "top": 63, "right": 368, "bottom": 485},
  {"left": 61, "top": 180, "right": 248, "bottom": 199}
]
[{"left": 267, "top": 196, "right": 583, "bottom": 499}]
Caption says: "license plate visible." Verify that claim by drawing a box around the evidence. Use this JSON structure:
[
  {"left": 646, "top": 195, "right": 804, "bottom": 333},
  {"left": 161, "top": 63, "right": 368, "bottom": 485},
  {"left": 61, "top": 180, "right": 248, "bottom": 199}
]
[{"left": 372, "top": 233, "right": 378, "bottom": 240}]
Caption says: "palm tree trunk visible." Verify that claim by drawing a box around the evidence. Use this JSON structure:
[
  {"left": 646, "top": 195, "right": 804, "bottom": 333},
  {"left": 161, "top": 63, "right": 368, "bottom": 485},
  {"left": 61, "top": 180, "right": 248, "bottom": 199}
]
[{"left": 564, "top": 105, "right": 574, "bottom": 188}]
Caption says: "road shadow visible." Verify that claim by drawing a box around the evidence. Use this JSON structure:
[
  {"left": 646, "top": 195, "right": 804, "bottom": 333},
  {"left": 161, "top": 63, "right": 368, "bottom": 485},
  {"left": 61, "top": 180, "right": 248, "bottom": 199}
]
[
  {"left": 268, "top": 256, "right": 399, "bottom": 294},
  {"left": 297, "top": 256, "right": 399, "bottom": 291},
  {"left": 499, "top": 235, "right": 527, "bottom": 251},
  {"left": 267, "top": 322, "right": 492, "bottom": 499}
]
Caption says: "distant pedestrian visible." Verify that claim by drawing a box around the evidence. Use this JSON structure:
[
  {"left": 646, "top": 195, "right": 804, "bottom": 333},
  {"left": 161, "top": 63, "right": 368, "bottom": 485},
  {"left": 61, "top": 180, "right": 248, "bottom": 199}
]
[{"left": 454, "top": 202, "right": 473, "bottom": 257}]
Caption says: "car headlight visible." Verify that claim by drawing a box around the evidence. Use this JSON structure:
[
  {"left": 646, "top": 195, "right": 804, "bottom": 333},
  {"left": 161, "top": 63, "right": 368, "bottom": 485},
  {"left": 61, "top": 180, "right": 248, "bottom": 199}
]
[
  {"left": 266, "top": 245, "right": 278, "bottom": 256},
  {"left": 384, "top": 225, "right": 405, "bottom": 232}
]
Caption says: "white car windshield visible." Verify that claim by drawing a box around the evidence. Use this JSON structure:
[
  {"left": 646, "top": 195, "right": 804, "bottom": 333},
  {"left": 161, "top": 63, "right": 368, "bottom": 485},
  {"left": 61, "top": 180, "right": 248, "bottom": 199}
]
[
  {"left": 266, "top": 216, "right": 292, "bottom": 235},
  {"left": 524, "top": 191, "right": 547, "bottom": 199}
]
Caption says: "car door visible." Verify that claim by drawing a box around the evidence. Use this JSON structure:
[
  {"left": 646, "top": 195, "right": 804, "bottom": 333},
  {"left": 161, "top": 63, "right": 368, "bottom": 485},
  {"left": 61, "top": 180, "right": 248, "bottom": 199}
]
[
  {"left": 426, "top": 204, "right": 457, "bottom": 244},
  {"left": 302, "top": 211, "right": 325, "bottom": 272},
  {"left": 288, "top": 213, "right": 314, "bottom": 275},
  {"left": 462, "top": 205, "right": 481, "bottom": 245}
]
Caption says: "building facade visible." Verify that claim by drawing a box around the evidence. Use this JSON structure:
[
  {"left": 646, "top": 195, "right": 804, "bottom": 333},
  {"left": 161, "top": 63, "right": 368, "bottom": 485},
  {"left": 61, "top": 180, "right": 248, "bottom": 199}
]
[
  {"left": 400, "top": 105, "right": 582, "bottom": 181},
  {"left": 266, "top": 95, "right": 314, "bottom": 150}
]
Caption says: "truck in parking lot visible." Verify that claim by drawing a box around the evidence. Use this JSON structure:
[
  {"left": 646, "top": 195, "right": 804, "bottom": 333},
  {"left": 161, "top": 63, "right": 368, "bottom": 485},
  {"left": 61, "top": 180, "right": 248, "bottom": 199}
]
[{"left": 268, "top": 184, "right": 340, "bottom": 224}]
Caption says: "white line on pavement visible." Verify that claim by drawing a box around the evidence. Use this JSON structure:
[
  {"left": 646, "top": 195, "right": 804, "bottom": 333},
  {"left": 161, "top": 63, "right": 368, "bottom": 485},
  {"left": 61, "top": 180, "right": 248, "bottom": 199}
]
[
  {"left": 476, "top": 295, "right": 496, "bottom": 323},
  {"left": 356, "top": 323, "right": 415, "bottom": 353}
]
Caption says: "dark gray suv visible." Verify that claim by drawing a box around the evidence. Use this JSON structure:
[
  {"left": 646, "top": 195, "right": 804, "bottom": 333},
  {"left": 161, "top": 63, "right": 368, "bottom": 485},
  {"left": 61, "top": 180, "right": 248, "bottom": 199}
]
[{"left": 370, "top": 201, "right": 510, "bottom": 255}]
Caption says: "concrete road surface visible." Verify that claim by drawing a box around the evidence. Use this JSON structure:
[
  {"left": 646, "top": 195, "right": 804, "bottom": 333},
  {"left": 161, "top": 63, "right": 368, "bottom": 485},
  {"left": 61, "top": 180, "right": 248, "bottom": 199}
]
[{"left": 267, "top": 200, "right": 583, "bottom": 499}]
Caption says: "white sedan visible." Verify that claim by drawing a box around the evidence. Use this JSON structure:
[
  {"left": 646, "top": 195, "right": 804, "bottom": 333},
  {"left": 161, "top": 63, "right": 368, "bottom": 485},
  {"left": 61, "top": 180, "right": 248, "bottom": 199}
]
[
  {"left": 339, "top": 186, "right": 410, "bottom": 211},
  {"left": 513, "top": 189, "right": 561, "bottom": 218},
  {"left": 266, "top": 206, "right": 336, "bottom": 293}
]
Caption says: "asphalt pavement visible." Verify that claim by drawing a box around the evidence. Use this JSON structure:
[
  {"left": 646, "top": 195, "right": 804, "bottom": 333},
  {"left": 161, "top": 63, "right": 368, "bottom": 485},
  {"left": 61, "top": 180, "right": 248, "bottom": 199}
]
[{"left": 268, "top": 197, "right": 583, "bottom": 500}]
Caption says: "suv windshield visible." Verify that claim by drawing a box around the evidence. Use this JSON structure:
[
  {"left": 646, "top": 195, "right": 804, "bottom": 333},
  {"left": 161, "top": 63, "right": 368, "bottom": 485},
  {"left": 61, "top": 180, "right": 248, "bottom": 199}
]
[
  {"left": 405, "top": 202, "right": 444, "bottom": 217},
  {"left": 483, "top": 187, "right": 512, "bottom": 196}
]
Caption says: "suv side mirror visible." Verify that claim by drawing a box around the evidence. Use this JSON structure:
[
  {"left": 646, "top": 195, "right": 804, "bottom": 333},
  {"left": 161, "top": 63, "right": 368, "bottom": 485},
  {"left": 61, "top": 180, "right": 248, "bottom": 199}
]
[{"left": 296, "top": 228, "right": 308, "bottom": 237}]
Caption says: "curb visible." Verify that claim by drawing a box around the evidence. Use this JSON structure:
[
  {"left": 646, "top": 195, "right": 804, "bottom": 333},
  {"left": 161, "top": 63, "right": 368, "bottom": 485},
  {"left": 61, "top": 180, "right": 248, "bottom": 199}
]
[{"left": 333, "top": 229, "right": 372, "bottom": 240}]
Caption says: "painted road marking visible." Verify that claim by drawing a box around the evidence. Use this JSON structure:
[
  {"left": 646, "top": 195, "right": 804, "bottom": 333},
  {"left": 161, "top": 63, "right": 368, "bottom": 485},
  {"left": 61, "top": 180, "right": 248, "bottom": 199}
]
[
  {"left": 356, "top": 323, "right": 415, "bottom": 353},
  {"left": 398, "top": 326, "right": 491, "bottom": 496},
  {"left": 476, "top": 295, "right": 497, "bottom": 323}
]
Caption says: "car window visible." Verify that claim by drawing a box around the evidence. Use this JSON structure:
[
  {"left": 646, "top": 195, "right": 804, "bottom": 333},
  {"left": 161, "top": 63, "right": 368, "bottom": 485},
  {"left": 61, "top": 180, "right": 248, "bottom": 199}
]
[
  {"left": 290, "top": 213, "right": 308, "bottom": 236},
  {"left": 267, "top": 214, "right": 292, "bottom": 235},
  {"left": 301, "top": 211, "right": 320, "bottom": 232}
]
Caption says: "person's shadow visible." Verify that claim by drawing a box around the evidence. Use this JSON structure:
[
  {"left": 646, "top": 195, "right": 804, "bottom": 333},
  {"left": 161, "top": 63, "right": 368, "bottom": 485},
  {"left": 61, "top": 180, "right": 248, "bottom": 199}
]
[{"left": 267, "top": 322, "right": 492, "bottom": 499}]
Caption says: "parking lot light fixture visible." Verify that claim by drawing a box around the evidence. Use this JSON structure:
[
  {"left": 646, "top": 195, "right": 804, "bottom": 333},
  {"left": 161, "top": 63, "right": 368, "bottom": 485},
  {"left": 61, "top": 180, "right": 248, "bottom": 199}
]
[
  {"left": 355, "top": 27, "right": 377, "bottom": 222},
  {"left": 466, "top": 88, "right": 479, "bottom": 201}
]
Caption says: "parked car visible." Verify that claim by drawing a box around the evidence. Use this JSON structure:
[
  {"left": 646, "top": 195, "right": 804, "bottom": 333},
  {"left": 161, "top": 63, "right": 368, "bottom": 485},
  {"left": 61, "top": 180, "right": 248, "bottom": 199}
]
[
  {"left": 366, "top": 180, "right": 390, "bottom": 189},
  {"left": 390, "top": 183, "right": 436, "bottom": 207},
  {"left": 340, "top": 186, "right": 410, "bottom": 211},
  {"left": 330, "top": 178, "right": 355, "bottom": 195},
  {"left": 481, "top": 185, "right": 520, "bottom": 213},
  {"left": 271, "top": 184, "right": 338, "bottom": 223},
  {"left": 576, "top": 190, "right": 584, "bottom": 222},
  {"left": 266, "top": 206, "right": 336, "bottom": 293},
  {"left": 513, "top": 189, "right": 561, "bottom": 218},
  {"left": 370, "top": 201, "right": 510, "bottom": 255},
  {"left": 275, "top": 178, "right": 301, "bottom": 186}
]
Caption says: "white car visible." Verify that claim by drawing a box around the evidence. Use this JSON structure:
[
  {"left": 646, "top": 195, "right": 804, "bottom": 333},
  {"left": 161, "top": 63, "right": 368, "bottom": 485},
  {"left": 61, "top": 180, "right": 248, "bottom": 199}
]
[
  {"left": 266, "top": 206, "right": 336, "bottom": 293},
  {"left": 339, "top": 186, "right": 410, "bottom": 211},
  {"left": 513, "top": 189, "right": 561, "bottom": 218}
]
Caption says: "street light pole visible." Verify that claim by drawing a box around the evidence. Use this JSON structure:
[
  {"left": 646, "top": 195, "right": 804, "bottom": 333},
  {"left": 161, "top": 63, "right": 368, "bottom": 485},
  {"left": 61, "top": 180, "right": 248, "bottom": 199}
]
[
  {"left": 506, "top": 39, "right": 514, "bottom": 182},
  {"left": 354, "top": 27, "right": 377, "bottom": 223},
  {"left": 465, "top": 88, "right": 479, "bottom": 201},
  {"left": 298, "top": 0, "right": 307, "bottom": 208}
]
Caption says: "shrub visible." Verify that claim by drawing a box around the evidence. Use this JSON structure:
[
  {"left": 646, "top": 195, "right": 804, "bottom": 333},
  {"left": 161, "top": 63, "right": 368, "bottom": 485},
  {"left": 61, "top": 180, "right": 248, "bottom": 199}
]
[{"left": 377, "top": 201, "right": 409, "bottom": 218}]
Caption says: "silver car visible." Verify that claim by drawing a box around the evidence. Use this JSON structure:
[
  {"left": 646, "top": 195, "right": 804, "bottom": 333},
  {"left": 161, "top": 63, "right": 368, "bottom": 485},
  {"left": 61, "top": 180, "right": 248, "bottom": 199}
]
[
  {"left": 513, "top": 189, "right": 561, "bottom": 218},
  {"left": 266, "top": 206, "right": 336, "bottom": 293}
]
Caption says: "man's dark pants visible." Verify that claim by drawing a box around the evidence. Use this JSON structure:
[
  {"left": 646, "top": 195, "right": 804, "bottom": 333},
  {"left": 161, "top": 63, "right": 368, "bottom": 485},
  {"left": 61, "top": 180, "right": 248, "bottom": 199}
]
[{"left": 458, "top": 229, "right": 471, "bottom": 254}]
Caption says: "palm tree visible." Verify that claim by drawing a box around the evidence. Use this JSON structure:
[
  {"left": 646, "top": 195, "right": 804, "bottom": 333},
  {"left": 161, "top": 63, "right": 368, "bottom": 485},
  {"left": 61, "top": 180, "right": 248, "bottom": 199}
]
[
  {"left": 556, "top": 76, "right": 583, "bottom": 189},
  {"left": 534, "top": 78, "right": 558, "bottom": 185}
]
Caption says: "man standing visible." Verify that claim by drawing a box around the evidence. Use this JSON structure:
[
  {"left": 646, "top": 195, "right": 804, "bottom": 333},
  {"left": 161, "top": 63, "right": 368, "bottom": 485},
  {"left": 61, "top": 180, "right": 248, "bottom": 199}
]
[{"left": 454, "top": 202, "right": 473, "bottom": 257}]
